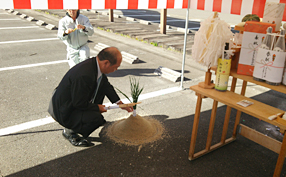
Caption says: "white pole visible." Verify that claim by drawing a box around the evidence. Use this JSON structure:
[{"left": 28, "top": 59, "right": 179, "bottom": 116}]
[{"left": 180, "top": 0, "right": 191, "bottom": 89}]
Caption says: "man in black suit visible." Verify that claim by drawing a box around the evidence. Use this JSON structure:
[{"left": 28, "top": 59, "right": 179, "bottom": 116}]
[{"left": 48, "top": 47, "right": 132, "bottom": 147}]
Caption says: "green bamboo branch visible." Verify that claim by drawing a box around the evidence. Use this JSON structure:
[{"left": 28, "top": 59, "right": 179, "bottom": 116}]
[{"left": 116, "top": 77, "right": 144, "bottom": 109}]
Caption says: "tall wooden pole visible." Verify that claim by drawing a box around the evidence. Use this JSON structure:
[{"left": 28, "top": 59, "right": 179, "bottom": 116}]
[
  {"left": 160, "top": 9, "right": 167, "bottom": 34},
  {"left": 109, "top": 9, "right": 114, "bottom": 22}
]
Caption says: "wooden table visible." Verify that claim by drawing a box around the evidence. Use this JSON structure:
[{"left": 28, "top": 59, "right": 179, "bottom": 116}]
[{"left": 189, "top": 70, "right": 286, "bottom": 177}]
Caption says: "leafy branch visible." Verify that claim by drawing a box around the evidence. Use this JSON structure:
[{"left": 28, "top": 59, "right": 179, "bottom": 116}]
[{"left": 116, "top": 77, "right": 144, "bottom": 109}]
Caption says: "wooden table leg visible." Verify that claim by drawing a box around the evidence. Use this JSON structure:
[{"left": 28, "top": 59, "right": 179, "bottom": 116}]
[
  {"left": 206, "top": 100, "right": 218, "bottom": 150},
  {"left": 232, "top": 80, "right": 247, "bottom": 138},
  {"left": 230, "top": 77, "right": 237, "bottom": 92},
  {"left": 273, "top": 133, "right": 286, "bottom": 177},
  {"left": 221, "top": 106, "right": 232, "bottom": 143},
  {"left": 241, "top": 81, "right": 247, "bottom": 96},
  {"left": 232, "top": 111, "right": 242, "bottom": 138},
  {"left": 189, "top": 93, "right": 203, "bottom": 160}
]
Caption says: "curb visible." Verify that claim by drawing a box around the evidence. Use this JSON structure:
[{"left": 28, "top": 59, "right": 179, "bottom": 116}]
[
  {"left": 121, "top": 51, "right": 140, "bottom": 64},
  {"left": 6, "top": 9, "right": 58, "bottom": 30},
  {"left": 45, "top": 24, "right": 57, "bottom": 30},
  {"left": 26, "top": 16, "right": 36, "bottom": 21},
  {"left": 13, "top": 11, "right": 20, "bottom": 15},
  {"left": 154, "top": 66, "right": 182, "bottom": 82},
  {"left": 20, "top": 14, "right": 27, "bottom": 18},
  {"left": 126, "top": 17, "right": 136, "bottom": 21},
  {"left": 36, "top": 20, "right": 47, "bottom": 26},
  {"left": 139, "top": 20, "right": 151, "bottom": 25},
  {"left": 94, "top": 43, "right": 140, "bottom": 64},
  {"left": 114, "top": 14, "right": 121, "bottom": 18}
]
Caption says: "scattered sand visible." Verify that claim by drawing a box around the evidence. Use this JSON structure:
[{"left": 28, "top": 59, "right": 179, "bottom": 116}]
[{"left": 106, "top": 114, "right": 165, "bottom": 146}]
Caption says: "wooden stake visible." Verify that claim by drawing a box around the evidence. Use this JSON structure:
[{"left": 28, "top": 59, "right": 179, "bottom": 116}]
[
  {"left": 109, "top": 9, "right": 114, "bottom": 22},
  {"left": 198, "top": 68, "right": 215, "bottom": 89},
  {"left": 160, "top": 9, "right": 167, "bottom": 34}
]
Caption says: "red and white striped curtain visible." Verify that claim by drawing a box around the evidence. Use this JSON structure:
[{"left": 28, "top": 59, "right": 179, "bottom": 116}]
[
  {"left": 0, "top": 0, "right": 188, "bottom": 9},
  {"left": 1, "top": 0, "right": 286, "bottom": 21},
  {"left": 190, "top": 0, "right": 286, "bottom": 21}
]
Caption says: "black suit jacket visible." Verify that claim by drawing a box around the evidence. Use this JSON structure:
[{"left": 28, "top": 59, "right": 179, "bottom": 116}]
[{"left": 50, "top": 57, "right": 120, "bottom": 128}]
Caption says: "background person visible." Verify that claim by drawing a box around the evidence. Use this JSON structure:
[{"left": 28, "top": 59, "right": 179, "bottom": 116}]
[
  {"left": 48, "top": 47, "right": 132, "bottom": 147},
  {"left": 58, "top": 9, "right": 94, "bottom": 68}
]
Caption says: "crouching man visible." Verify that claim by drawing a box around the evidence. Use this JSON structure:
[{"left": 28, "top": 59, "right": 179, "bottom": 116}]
[{"left": 48, "top": 47, "right": 132, "bottom": 147}]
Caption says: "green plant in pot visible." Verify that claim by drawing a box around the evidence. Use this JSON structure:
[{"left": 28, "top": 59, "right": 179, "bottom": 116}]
[{"left": 116, "top": 77, "right": 144, "bottom": 117}]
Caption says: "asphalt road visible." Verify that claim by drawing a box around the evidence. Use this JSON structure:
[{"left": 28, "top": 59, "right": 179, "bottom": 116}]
[{"left": 1, "top": 9, "right": 286, "bottom": 177}]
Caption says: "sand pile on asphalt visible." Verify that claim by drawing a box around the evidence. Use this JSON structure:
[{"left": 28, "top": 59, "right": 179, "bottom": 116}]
[{"left": 106, "top": 114, "right": 164, "bottom": 146}]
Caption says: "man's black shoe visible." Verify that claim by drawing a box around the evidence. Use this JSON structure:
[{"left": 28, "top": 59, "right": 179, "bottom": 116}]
[{"left": 62, "top": 129, "right": 93, "bottom": 147}]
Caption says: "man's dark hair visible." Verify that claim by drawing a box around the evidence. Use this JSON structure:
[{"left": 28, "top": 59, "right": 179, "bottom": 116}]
[{"left": 97, "top": 47, "right": 118, "bottom": 65}]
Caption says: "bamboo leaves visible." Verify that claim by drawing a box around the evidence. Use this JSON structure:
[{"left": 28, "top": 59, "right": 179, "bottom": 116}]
[
  {"left": 116, "top": 77, "right": 143, "bottom": 110},
  {"left": 130, "top": 77, "right": 144, "bottom": 109}
]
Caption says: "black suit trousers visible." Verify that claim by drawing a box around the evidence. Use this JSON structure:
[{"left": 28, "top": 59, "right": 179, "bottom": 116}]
[{"left": 69, "top": 109, "right": 106, "bottom": 138}]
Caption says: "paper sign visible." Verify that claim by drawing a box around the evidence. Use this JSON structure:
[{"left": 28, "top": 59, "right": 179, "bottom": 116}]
[
  {"left": 237, "top": 100, "right": 254, "bottom": 107},
  {"left": 239, "top": 32, "right": 265, "bottom": 66},
  {"left": 253, "top": 48, "right": 286, "bottom": 83},
  {"left": 262, "top": 2, "right": 285, "bottom": 32}
]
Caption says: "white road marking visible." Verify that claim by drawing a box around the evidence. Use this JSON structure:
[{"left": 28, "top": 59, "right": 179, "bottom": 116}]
[
  {"left": 190, "top": 19, "right": 202, "bottom": 22},
  {"left": 0, "top": 26, "right": 39, "bottom": 30},
  {"left": 119, "top": 10, "right": 147, "bottom": 12},
  {"left": 124, "top": 15, "right": 160, "bottom": 17},
  {"left": 0, "top": 117, "right": 55, "bottom": 136},
  {"left": 151, "top": 19, "right": 200, "bottom": 23},
  {"left": 188, "top": 27, "right": 200, "bottom": 30},
  {"left": 104, "top": 86, "right": 182, "bottom": 107},
  {"left": 0, "top": 19, "right": 21, "bottom": 20},
  {"left": 0, "top": 60, "right": 68, "bottom": 72},
  {"left": 0, "top": 87, "right": 182, "bottom": 136},
  {"left": 0, "top": 38, "right": 58, "bottom": 44},
  {"left": 97, "top": 10, "right": 147, "bottom": 13}
]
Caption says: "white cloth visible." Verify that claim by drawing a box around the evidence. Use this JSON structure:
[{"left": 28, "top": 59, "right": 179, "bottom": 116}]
[{"left": 192, "top": 15, "right": 234, "bottom": 67}]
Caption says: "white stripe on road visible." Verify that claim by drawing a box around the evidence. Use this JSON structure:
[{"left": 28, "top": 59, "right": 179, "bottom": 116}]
[
  {"left": 124, "top": 14, "right": 171, "bottom": 17},
  {"left": 151, "top": 19, "right": 200, "bottom": 23},
  {"left": 96, "top": 10, "right": 147, "bottom": 13},
  {"left": 120, "top": 10, "right": 147, "bottom": 13},
  {"left": 0, "top": 26, "right": 39, "bottom": 30},
  {"left": 105, "top": 86, "right": 182, "bottom": 107},
  {"left": 0, "top": 19, "right": 21, "bottom": 20},
  {"left": 0, "top": 87, "right": 182, "bottom": 136},
  {"left": 0, "top": 38, "right": 58, "bottom": 44},
  {"left": 0, "top": 117, "right": 55, "bottom": 136},
  {"left": 124, "top": 15, "right": 160, "bottom": 17},
  {"left": 0, "top": 60, "right": 68, "bottom": 72},
  {"left": 138, "top": 86, "right": 182, "bottom": 101},
  {"left": 190, "top": 19, "right": 202, "bottom": 22}
]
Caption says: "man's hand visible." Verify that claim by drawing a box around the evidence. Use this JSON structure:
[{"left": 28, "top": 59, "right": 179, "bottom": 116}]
[
  {"left": 98, "top": 104, "right": 107, "bottom": 113},
  {"left": 117, "top": 101, "right": 133, "bottom": 112},
  {"left": 77, "top": 24, "right": 85, "bottom": 30},
  {"left": 64, "top": 28, "right": 74, "bottom": 34}
]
